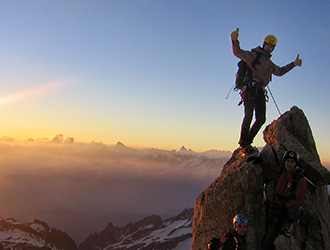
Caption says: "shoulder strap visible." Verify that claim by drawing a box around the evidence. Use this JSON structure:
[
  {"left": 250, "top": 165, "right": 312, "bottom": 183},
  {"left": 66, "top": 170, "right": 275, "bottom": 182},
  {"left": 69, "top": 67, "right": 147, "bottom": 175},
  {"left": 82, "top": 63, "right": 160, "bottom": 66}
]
[
  {"left": 252, "top": 51, "right": 262, "bottom": 67},
  {"left": 233, "top": 235, "right": 238, "bottom": 250},
  {"left": 292, "top": 167, "right": 305, "bottom": 188},
  {"left": 222, "top": 231, "right": 239, "bottom": 250}
]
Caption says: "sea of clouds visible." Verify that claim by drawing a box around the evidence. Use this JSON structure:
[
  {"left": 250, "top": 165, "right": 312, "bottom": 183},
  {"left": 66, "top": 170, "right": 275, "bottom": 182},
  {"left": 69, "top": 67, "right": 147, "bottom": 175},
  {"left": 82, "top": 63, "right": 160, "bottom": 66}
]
[{"left": 0, "top": 134, "right": 231, "bottom": 243}]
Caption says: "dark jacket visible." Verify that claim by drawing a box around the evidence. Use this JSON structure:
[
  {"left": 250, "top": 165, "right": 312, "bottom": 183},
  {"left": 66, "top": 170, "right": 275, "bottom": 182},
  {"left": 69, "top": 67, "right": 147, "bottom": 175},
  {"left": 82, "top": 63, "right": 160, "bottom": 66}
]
[{"left": 219, "top": 230, "right": 247, "bottom": 250}]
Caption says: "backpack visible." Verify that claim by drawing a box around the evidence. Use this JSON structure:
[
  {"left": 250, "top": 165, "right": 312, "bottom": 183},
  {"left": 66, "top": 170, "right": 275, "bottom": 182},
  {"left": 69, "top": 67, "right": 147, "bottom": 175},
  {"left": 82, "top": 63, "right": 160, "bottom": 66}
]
[
  {"left": 207, "top": 237, "right": 220, "bottom": 250},
  {"left": 219, "top": 231, "right": 239, "bottom": 250},
  {"left": 234, "top": 52, "right": 261, "bottom": 91}
]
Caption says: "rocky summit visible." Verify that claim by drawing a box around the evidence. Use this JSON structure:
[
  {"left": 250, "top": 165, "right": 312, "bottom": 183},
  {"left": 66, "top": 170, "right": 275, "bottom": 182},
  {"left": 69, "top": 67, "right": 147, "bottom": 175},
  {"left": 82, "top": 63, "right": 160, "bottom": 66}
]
[{"left": 192, "top": 106, "right": 330, "bottom": 250}]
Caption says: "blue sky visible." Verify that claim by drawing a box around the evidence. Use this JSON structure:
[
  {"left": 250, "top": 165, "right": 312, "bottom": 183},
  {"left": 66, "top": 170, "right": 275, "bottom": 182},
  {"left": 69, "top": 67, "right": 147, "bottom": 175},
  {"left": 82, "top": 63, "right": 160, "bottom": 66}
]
[{"left": 0, "top": 0, "right": 329, "bottom": 164}]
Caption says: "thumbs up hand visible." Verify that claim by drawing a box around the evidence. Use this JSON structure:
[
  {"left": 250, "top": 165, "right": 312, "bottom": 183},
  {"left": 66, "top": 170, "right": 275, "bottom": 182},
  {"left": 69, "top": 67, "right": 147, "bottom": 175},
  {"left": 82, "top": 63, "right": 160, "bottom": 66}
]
[
  {"left": 231, "top": 28, "right": 239, "bottom": 41},
  {"left": 294, "top": 54, "right": 302, "bottom": 67}
]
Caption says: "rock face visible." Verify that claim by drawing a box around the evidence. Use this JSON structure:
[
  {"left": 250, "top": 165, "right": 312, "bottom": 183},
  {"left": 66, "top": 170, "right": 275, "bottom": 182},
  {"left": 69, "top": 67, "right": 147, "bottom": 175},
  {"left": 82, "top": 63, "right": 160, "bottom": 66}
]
[
  {"left": 79, "top": 208, "right": 193, "bottom": 250},
  {"left": 0, "top": 218, "right": 77, "bottom": 250},
  {"left": 191, "top": 147, "right": 265, "bottom": 250},
  {"left": 261, "top": 106, "right": 330, "bottom": 250},
  {"left": 192, "top": 106, "right": 330, "bottom": 250}
]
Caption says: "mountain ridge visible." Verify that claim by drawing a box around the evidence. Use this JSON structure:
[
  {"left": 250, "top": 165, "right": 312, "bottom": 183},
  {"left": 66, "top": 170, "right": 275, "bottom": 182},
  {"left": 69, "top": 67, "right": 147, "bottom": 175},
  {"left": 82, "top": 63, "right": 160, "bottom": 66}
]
[
  {"left": 79, "top": 208, "right": 194, "bottom": 250},
  {"left": 0, "top": 218, "right": 77, "bottom": 250}
]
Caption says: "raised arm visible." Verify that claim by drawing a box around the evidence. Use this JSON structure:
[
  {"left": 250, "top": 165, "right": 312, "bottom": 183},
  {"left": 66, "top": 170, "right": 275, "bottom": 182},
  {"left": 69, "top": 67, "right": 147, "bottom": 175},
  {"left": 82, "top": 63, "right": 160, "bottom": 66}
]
[
  {"left": 230, "top": 28, "right": 257, "bottom": 64},
  {"left": 271, "top": 54, "right": 302, "bottom": 76}
]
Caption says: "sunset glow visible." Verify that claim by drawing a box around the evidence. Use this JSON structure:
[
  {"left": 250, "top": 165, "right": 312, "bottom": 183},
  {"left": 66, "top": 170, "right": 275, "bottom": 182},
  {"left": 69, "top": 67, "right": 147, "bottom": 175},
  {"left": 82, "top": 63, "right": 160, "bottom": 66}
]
[
  {"left": 0, "top": 80, "right": 71, "bottom": 105},
  {"left": 0, "top": 1, "right": 328, "bottom": 162},
  {"left": 0, "top": 1, "right": 329, "bottom": 246}
]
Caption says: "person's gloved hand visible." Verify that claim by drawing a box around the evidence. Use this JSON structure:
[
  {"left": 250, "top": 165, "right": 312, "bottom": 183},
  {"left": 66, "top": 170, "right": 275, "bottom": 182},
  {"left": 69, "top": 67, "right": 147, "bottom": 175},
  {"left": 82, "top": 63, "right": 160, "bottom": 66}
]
[
  {"left": 247, "top": 156, "right": 262, "bottom": 164},
  {"left": 231, "top": 28, "right": 239, "bottom": 41},
  {"left": 294, "top": 54, "right": 302, "bottom": 67}
]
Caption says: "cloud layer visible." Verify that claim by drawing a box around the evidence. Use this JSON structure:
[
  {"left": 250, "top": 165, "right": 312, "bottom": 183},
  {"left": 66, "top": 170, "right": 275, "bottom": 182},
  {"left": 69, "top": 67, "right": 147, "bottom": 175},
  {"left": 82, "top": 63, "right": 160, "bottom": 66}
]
[{"left": 0, "top": 136, "right": 230, "bottom": 242}]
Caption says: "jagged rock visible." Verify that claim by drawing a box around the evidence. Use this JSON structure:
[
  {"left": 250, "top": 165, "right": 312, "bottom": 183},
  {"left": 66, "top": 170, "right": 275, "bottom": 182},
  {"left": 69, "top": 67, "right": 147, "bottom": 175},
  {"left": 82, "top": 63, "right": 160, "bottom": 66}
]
[
  {"left": 274, "top": 235, "right": 300, "bottom": 250},
  {"left": 192, "top": 147, "right": 265, "bottom": 250},
  {"left": 260, "top": 106, "right": 330, "bottom": 250},
  {"left": 191, "top": 106, "right": 330, "bottom": 250},
  {"left": 262, "top": 106, "right": 330, "bottom": 186}
]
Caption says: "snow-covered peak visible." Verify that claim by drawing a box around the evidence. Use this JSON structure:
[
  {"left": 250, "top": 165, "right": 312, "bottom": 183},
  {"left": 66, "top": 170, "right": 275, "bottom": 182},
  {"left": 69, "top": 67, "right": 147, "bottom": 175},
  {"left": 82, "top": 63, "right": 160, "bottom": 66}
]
[
  {"left": 79, "top": 208, "right": 194, "bottom": 250},
  {"left": 0, "top": 218, "right": 77, "bottom": 250}
]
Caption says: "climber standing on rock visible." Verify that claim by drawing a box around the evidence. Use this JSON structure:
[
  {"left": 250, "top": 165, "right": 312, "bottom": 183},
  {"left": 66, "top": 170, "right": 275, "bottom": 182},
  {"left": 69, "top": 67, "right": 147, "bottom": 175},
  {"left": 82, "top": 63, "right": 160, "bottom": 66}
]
[
  {"left": 230, "top": 28, "right": 302, "bottom": 153},
  {"left": 207, "top": 214, "right": 248, "bottom": 250},
  {"left": 248, "top": 150, "right": 307, "bottom": 250}
]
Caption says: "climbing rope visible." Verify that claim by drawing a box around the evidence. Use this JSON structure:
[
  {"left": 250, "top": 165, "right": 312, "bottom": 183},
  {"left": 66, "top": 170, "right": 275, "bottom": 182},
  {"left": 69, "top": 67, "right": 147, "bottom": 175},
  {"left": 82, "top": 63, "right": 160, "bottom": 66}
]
[{"left": 267, "top": 86, "right": 282, "bottom": 116}]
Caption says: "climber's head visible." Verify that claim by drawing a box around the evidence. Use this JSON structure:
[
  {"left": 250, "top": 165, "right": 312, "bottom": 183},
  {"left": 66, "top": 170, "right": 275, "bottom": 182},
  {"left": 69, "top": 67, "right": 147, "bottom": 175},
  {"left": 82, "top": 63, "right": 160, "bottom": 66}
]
[
  {"left": 233, "top": 214, "right": 248, "bottom": 236},
  {"left": 283, "top": 150, "right": 299, "bottom": 171},
  {"left": 263, "top": 35, "right": 277, "bottom": 52}
]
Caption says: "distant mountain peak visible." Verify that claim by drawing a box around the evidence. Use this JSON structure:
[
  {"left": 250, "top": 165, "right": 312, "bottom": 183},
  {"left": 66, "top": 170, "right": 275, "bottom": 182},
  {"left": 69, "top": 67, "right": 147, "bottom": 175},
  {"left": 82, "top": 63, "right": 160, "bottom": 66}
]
[
  {"left": 0, "top": 218, "right": 77, "bottom": 250},
  {"left": 79, "top": 208, "right": 193, "bottom": 250},
  {"left": 116, "top": 141, "right": 126, "bottom": 147}
]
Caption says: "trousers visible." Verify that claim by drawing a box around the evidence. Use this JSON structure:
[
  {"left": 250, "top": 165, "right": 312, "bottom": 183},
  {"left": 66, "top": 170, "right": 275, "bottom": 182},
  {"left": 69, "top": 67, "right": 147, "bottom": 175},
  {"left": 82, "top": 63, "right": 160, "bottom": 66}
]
[
  {"left": 239, "top": 88, "right": 266, "bottom": 146},
  {"left": 262, "top": 205, "right": 303, "bottom": 250}
]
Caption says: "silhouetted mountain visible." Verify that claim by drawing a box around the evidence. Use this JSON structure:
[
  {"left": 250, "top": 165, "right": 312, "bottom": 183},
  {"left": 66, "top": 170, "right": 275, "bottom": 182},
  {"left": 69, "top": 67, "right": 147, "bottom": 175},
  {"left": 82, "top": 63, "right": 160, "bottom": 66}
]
[
  {"left": 116, "top": 141, "right": 126, "bottom": 147},
  {"left": 0, "top": 218, "right": 77, "bottom": 250},
  {"left": 79, "top": 208, "right": 193, "bottom": 250}
]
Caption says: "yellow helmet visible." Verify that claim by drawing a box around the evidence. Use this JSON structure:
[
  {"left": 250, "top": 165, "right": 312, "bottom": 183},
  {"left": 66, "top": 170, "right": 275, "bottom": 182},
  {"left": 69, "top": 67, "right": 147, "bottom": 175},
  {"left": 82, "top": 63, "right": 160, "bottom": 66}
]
[{"left": 263, "top": 35, "right": 277, "bottom": 46}]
